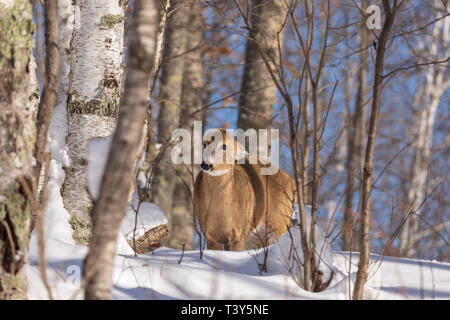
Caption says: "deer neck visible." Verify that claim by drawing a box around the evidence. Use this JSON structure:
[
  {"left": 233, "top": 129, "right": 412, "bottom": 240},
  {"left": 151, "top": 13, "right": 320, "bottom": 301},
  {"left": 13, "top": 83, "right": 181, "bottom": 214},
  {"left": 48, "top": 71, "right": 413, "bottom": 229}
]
[{"left": 202, "top": 168, "right": 235, "bottom": 199}]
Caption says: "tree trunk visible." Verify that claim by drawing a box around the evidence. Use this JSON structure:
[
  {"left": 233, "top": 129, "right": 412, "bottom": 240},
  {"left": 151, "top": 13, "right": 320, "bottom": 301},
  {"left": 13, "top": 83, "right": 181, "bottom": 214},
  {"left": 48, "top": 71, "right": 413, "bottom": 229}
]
[
  {"left": 343, "top": 0, "right": 368, "bottom": 251},
  {"left": 399, "top": 4, "right": 449, "bottom": 257},
  {"left": 237, "top": 0, "right": 285, "bottom": 141},
  {"left": 34, "top": 0, "right": 60, "bottom": 193},
  {"left": 62, "top": 0, "right": 126, "bottom": 245},
  {"left": 301, "top": 68, "right": 311, "bottom": 203},
  {"left": 353, "top": 0, "right": 397, "bottom": 300},
  {"left": 0, "top": 0, "right": 39, "bottom": 299},
  {"left": 49, "top": 0, "right": 74, "bottom": 162},
  {"left": 168, "top": 0, "right": 204, "bottom": 249},
  {"left": 299, "top": 0, "right": 312, "bottom": 205},
  {"left": 84, "top": 0, "right": 159, "bottom": 300},
  {"left": 150, "top": 0, "right": 189, "bottom": 247}
]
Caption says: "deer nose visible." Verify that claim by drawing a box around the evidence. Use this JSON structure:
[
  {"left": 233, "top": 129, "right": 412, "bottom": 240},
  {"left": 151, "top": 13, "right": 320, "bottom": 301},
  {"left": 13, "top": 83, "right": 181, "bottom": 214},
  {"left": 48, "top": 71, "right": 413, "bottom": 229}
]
[{"left": 201, "top": 162, "right": 212, "bottom": 171}]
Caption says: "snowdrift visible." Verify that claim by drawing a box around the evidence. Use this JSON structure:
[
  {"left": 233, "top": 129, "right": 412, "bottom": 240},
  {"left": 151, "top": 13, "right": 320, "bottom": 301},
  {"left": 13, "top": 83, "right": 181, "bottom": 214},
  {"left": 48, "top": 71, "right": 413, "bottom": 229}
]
[
  {"left": 26, "top": 158, "right": 450, "bottom": 299},
  {"left": 26, "top": 124, "right": 450, "bottom": 300}
]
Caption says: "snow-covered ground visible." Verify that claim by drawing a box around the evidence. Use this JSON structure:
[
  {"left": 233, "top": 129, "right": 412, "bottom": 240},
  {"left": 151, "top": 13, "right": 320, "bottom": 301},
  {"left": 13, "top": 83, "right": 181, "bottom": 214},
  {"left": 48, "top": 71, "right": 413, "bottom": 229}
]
[
  {"left": 25, "top": 157, "right": 450, "bottom": 299},
  {"left": 26, "top": 215, "right": 450, "bottom": 300}
]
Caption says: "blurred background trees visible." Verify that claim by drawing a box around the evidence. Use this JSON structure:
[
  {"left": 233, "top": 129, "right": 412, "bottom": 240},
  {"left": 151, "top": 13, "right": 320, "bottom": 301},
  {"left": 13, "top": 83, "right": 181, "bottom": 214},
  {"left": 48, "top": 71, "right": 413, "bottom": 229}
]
[{"left": 148, "top": 0, "right": 449, "bottom": 259}]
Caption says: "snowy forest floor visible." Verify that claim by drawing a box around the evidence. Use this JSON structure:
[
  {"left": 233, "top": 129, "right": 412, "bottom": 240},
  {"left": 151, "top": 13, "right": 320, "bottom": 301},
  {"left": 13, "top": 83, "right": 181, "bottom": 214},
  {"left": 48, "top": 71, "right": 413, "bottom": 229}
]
[
  {"left": 25, "top": 159, "right": 450, "bottom": 300},
  {"left": 26, "top": 230, "right": 450, "bottom": 300}
]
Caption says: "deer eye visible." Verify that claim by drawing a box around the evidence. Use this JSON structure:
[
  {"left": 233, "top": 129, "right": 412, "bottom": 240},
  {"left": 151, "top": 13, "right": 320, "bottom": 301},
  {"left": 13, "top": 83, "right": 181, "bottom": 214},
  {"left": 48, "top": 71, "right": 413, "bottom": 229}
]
[{"left": 222, "top": 144, "right": 227, "bottom": 150}]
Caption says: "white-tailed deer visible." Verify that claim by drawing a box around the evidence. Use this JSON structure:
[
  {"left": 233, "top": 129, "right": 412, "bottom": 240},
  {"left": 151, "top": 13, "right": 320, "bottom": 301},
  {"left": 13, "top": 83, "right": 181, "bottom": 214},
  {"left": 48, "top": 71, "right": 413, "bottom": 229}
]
[{"left": 194, "top": 129, "right": 296, "bottom": 250}]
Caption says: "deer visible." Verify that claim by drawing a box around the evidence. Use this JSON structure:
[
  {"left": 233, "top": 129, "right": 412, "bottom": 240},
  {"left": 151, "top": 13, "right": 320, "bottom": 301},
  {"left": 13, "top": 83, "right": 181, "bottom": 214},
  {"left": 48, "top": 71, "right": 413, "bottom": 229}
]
[{"left": 194, "top": 128, "right": 297, "bottom": 251}]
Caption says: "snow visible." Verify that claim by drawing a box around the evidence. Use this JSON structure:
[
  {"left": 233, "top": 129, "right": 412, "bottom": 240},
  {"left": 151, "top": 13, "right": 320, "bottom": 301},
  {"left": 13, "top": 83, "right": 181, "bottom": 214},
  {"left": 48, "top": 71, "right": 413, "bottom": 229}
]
[
  {"left": 86, "top": 135, "right": 167, "bottom": 241},
  {"left": 25, "top": 112, "right": 450, "bottom": 300},
  {"left": 285, "top": 204, "right": 336, "bottom": 286},
  {"left": 27, "top": 214, "right": 450, "bottom": 300},
  {"left": 122, "top": 202, "right": 168, "bottom": 240},
  {"left": 87, "top": 136, "right": 112, "bottom": 200},
  {"left": 26, "top": 162, "right": 450, "bottom": 299}
]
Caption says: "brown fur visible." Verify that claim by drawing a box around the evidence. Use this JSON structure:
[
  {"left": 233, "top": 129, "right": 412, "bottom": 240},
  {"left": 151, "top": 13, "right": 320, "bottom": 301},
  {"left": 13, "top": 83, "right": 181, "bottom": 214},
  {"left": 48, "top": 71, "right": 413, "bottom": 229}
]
[{"left": 194, "top": 129, "right": 296, "bottom": 250}]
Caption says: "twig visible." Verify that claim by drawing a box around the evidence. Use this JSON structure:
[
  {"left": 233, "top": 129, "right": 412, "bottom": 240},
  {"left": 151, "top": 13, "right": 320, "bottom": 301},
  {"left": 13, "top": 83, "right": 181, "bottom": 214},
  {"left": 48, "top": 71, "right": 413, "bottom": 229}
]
[{"left": 178, "top": 243, "right": 186, "bottom": 264}]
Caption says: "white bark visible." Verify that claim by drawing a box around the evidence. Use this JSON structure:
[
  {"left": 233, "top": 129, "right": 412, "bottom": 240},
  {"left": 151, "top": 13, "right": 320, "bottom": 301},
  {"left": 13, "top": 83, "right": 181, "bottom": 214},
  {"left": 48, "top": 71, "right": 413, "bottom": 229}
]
[
  {"left": 63, "top": 0, "right": 125, "bottom": 244},
  {"left": 399, "top": 2, "right": 450, "bottom": 257},
  {"left": 70, "top": 2, "right": 124, "bottom": 100},
  {"left": 84, "top": 0, "right": 159, "bottom": 299},
  {"left": 49, "top": 0, "right": 74, "bottom": 165}
]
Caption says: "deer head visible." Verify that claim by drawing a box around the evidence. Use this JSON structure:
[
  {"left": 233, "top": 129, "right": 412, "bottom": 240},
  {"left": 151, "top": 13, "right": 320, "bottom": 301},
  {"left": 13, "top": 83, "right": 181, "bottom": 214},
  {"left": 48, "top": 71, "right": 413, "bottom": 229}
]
[{"left": 200, "top": 128, "right": 247, "bottom": 176}]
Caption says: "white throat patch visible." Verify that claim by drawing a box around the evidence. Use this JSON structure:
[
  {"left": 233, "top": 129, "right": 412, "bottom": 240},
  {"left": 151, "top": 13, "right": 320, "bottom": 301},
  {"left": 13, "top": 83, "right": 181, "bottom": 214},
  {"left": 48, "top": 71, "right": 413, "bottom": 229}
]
[{"left": 204, "top": 169, "right": 230, "bottom": 176}]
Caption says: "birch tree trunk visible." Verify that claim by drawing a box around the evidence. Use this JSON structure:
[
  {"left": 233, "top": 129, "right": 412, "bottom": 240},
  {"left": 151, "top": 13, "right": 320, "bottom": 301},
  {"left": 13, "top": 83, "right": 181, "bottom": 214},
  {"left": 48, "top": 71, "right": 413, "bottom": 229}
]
[
  {"left": 62, "top": 0, "right": 126, "bottom": 244},
  {"left": 169, "top": 0, "right": 204, "bottom": 249},
  {"left": 84, "top": 0, "right": 158, "bottom": 299},
  {"left": 0, "top": 0, "right": 39, "bottom": 299},
  {"left": 237, "top": 0, "right": 285, "bottom": 138},
  {"left": 399, "top": 3, "right": 449, "bottom": 257},
  {"left": 150, "top": 0, "right": 189, "bottom": 247}
]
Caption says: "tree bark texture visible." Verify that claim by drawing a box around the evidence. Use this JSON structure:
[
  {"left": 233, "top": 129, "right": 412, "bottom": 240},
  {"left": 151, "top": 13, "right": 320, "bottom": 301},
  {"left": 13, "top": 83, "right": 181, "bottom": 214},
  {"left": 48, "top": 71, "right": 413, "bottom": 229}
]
[
  {"left": 34, "top": 0, "right": 60, "bottom": 193},
  {"left": 237, "top": 0, "right": 285, "bottom": 136},
  {"left": 353, "top": 0, "right": 397, "bottom": 300},
  {"left": 63, "top": 0, "right": 126, "bottom": 245},
  {"left": 150, "top": 0, "right": 189, "bottom": 248},
  {"left": 168, "top": 0, "right": 204, "bottom": 249},
  {"left": 84, "top": 0, "right": 159, "bottom": 300},
  {"left": 0, "top": 0, "right": 39, "bottom": 299},
  {"left": 49, "top": 0, "right": 74, "bottom": 162},
  {"left": 343, "top": 0, "right": 368, "bottom": 251},
  {"left": 399, "top": 3, "right": 449, "bottom": 257}
]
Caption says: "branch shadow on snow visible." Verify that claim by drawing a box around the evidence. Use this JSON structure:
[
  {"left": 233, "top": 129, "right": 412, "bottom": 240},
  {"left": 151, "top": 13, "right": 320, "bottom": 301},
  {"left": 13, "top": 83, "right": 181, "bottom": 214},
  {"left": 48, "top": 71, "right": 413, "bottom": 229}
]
[
  {"left": 379, "top": 286, "right": 450, "bottom": 299},
  {"left": 113, "top": 285, "right": 176, "bottom": 300},
  {"left": 119, "top": 248, "right": 264, "bottom": 277}
]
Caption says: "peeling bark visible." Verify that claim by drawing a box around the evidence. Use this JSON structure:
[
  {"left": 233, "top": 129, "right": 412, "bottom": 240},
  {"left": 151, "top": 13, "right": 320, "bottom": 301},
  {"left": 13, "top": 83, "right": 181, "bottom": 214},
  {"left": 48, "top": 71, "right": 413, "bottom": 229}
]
[
  {"left": 62, "top": 0, "right": 126, "bottom": 244},
  {"left": 128, "top": 224, "right": 169, "bottom": 254},
  {"left": 84, "top": 0, "right": 159, "bottom": 299}
]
